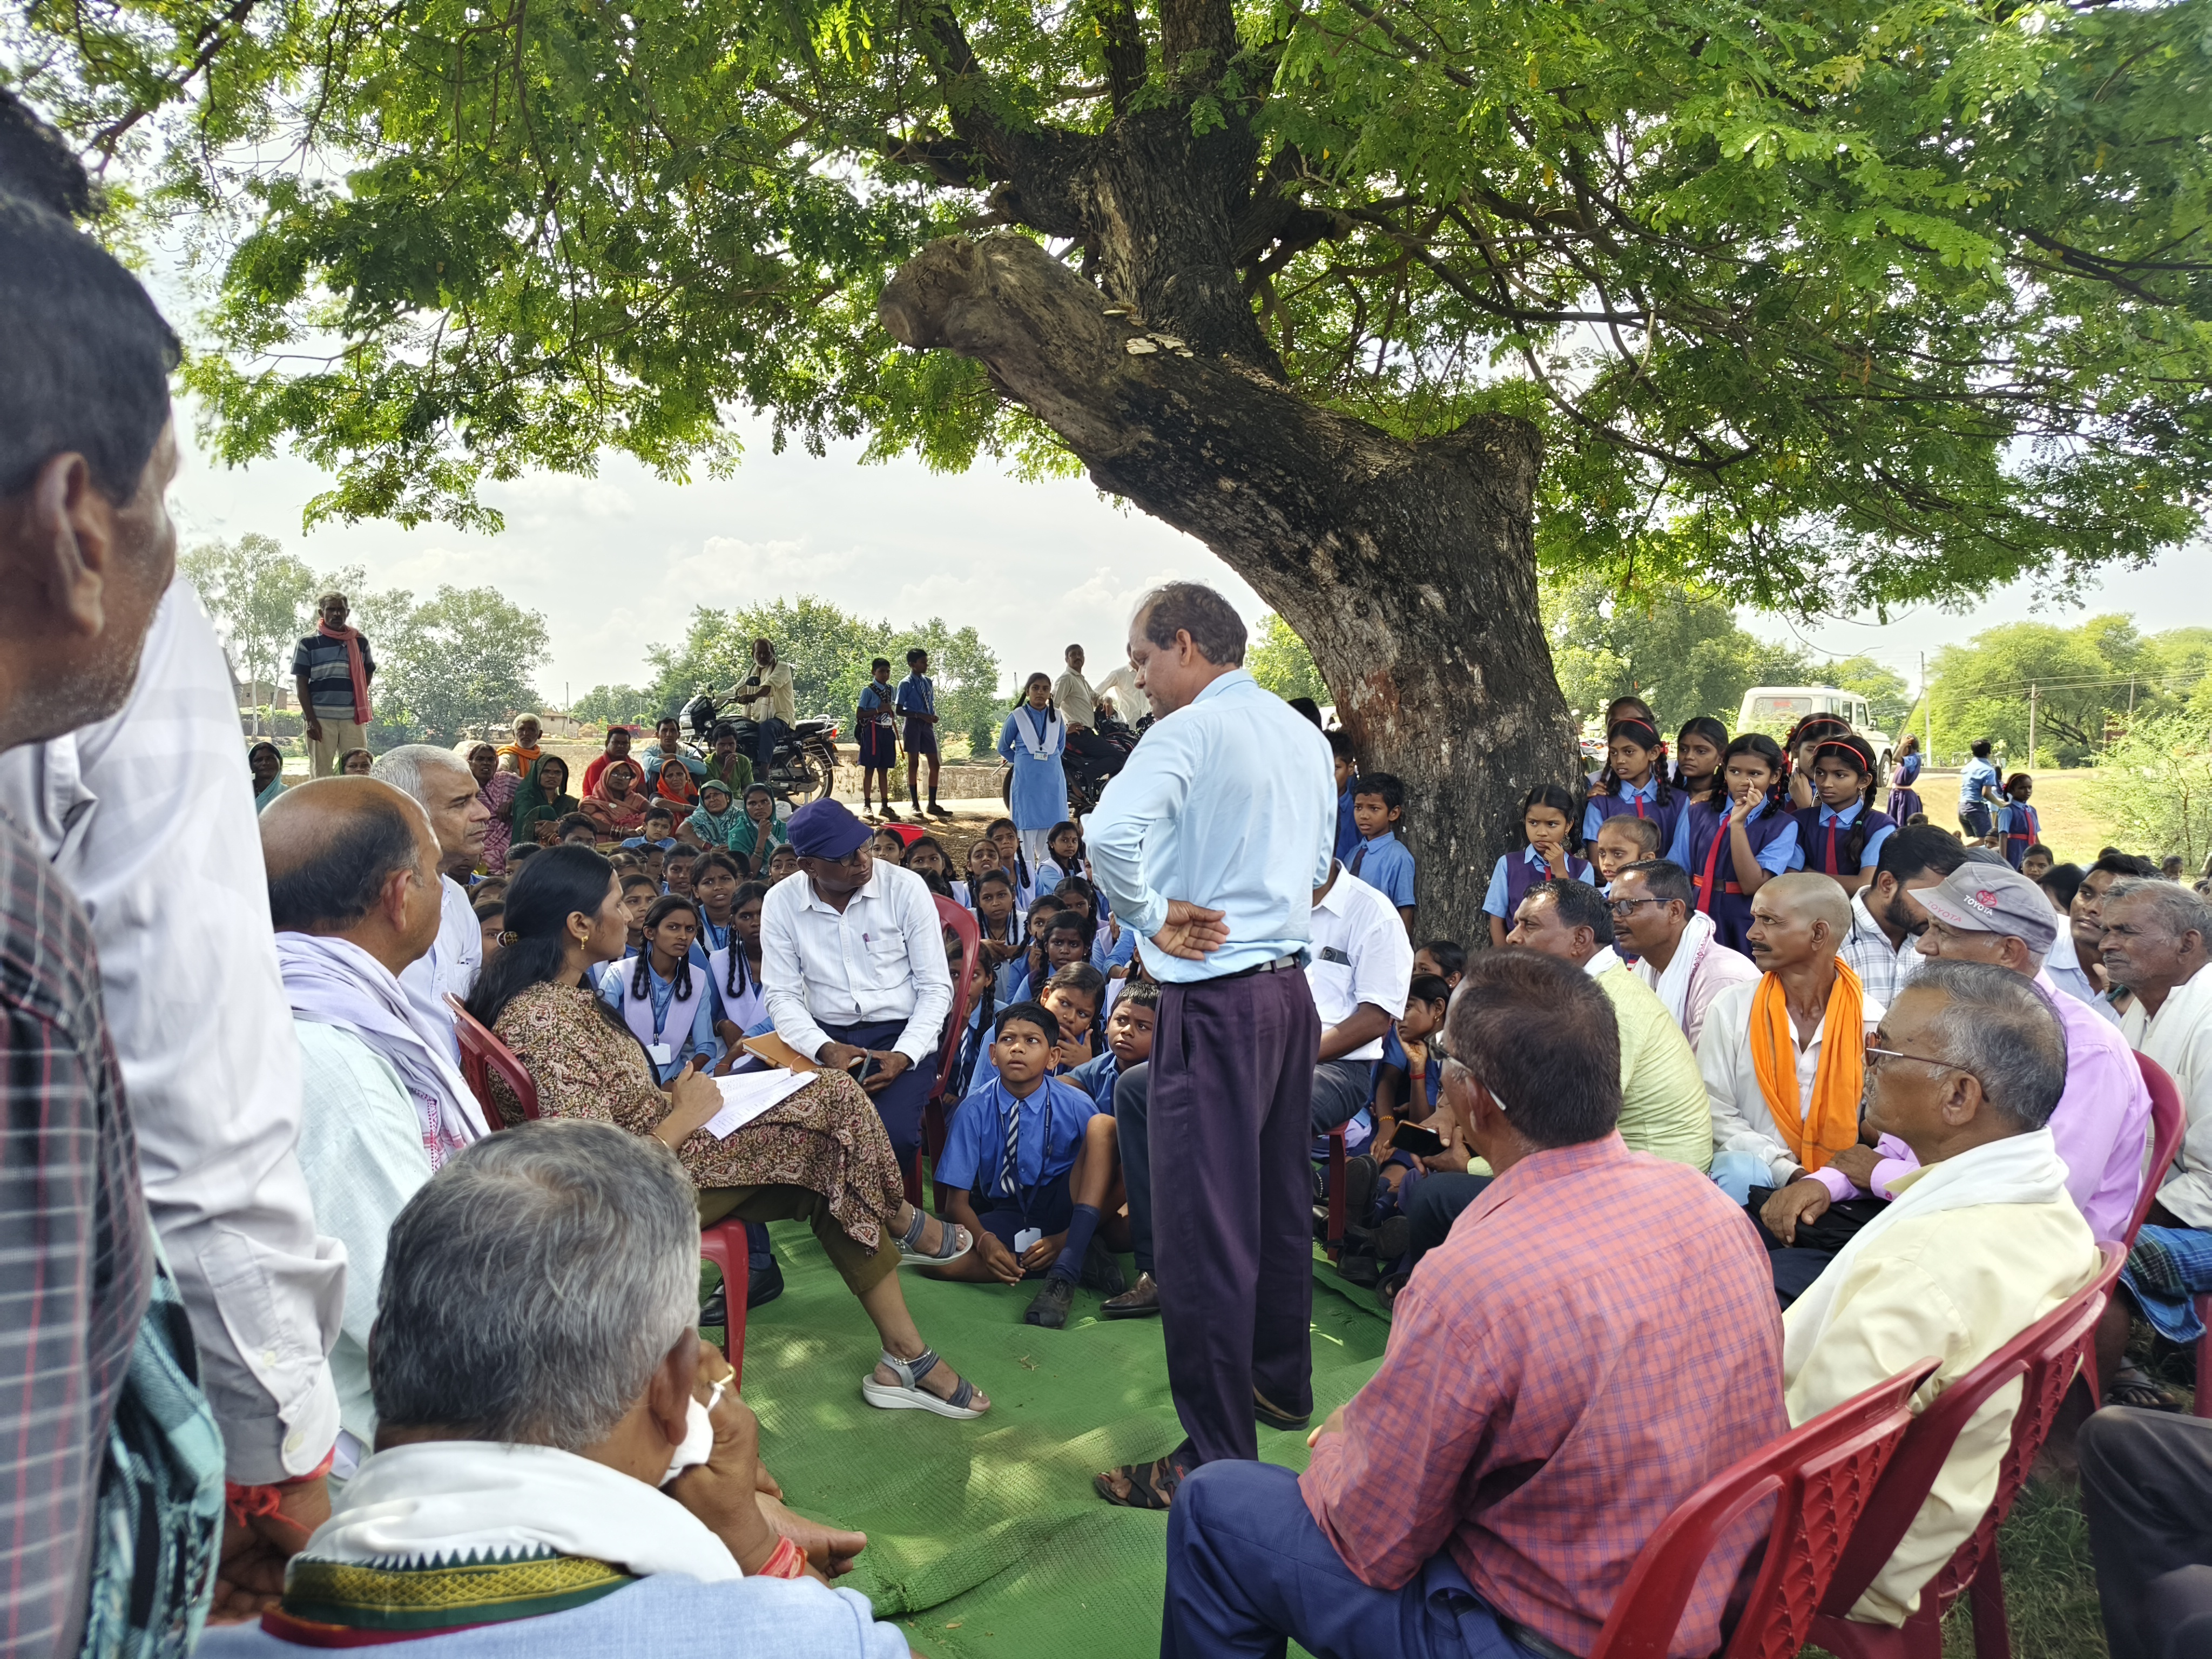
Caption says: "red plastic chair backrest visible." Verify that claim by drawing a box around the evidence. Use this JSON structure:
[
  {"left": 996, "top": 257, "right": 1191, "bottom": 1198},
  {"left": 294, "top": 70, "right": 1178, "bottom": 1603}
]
[
  {"left": 1587, "top": 1359, "right": 1938, "bottom": 1659},
  {"left": 930, "top": 896, "right": 982, "bottom": 1109},
  {"left": 447, "top": 994, "right": 541, "bottom": 1125},
  {"left": 1815, "top": 1239, "right": 2125, "bottom": 1621},
  {"left": 2126, "top": 1053, "right": 2186, "bottom": 1248}
]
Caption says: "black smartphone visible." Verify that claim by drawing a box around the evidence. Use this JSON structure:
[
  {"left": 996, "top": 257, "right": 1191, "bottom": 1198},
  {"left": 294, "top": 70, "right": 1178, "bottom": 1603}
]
[{"left": 1389, "top": 1123, "right": 1447, "bottom": 1158}]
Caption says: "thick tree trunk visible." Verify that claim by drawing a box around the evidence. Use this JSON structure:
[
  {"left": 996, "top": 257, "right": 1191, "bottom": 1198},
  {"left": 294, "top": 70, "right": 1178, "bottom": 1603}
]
[{"left": 882, "top": 233, "right": 1579, "bottom": 940}]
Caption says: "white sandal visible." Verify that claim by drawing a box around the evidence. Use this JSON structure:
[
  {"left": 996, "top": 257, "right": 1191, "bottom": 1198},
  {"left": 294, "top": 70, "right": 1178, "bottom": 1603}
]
[
  {"left": 894, "top": 1208, "right": 973, "bottom": 1270},
  {"left": 860, "top": 1348, "right": 988, "bottom": 1419}
]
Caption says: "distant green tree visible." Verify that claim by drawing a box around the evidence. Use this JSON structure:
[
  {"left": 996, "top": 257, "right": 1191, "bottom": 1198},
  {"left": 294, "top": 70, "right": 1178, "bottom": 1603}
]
[
  {"left": 366, "top": 586, "right": 552, "bottom": 746},
  {"left": 575, "top": 684, "right": 651, "bottom": 726},
  {"left": 648, "top": 597, "right": 1000, "bottom": 750},
  {"left": 1928, "top": 616, "right": 2212, "bottom": 767},
  {"left": 1248, "top": 614, "right": 1328, "bottom": 704},
  {"left": 1541, "top": 578, "right": 1814, "bottom": 732},
  {"left": 2086, "top": 715, "right": 2212, "bottom": 873},
  {"left": 1824, "top": 657, "right": 1915, "bottom": 736},
  {"left": 180, "top": 532, "right": 322, "bottom": 733}
]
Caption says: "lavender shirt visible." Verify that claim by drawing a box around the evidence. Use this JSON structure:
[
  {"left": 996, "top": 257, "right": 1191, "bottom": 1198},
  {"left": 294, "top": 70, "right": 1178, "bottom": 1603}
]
[{"left": 1811, "top": 969, "right": 2153, "bottom": 1241}]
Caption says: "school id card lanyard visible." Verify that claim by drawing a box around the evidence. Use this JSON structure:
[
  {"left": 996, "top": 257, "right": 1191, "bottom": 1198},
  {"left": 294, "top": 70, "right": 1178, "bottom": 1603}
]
[
  {"left": 644, "top": 968, "right": 682, "bottom": 1068},
  {"left": 994, "top": 1084, "right": 1051, "bottom": 1255}
]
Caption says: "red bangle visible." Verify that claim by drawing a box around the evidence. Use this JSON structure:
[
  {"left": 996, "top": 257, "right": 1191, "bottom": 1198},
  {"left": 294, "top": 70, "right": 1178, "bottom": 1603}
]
[
  {"left": 226, "top": 1449, "right": 336, "bottom": 1527},
  {"left": 754, "top": 1536, "right": 807, "bottom": 1580}
]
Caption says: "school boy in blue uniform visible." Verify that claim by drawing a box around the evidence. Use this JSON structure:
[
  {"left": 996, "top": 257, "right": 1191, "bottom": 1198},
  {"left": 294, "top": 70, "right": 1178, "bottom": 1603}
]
[
  {"left": 1328, "top": 731, "right": 1361, "bottom": 862},
  {"left": 926, "top": 1002, "right": 1128, "bottom": 1328},
  {"left": 1068, "top": 981, "right": 1159, "bottom": 1115},
  {"left": 1348, "top": 772, "right": 1417, "bottom": 929}
]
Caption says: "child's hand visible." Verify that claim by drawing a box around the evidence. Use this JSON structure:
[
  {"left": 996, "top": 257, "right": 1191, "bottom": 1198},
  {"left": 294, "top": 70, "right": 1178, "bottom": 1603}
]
[
  {"left": 978, "top": 1233, "right": 1025, "bottom": 1285},
  {"left": 1020, "top": 1231, "right": 1065, "bottom": 1274}
]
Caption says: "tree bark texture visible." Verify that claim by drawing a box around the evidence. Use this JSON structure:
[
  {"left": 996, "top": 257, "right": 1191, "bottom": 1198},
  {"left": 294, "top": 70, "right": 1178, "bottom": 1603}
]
[{"left": 885, "top": 0, "right": 1579, "bottom": 939}]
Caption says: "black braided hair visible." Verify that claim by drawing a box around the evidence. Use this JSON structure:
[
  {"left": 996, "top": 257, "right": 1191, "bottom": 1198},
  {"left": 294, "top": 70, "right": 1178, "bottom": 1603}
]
[
  {"left": 1604, "top": 717, "right": 1671, "bottom": 812},
  {"left": 985, "top": 815, "right": 1028, "bottom": 889},
  {"left": 1671, "top": 717, "right": 1730, "bottom": 803},
  {"left": 632, "top": 895, "right": 699, "bottom": 1002},
  {"left": 1810, "top": 736, "right": 1880, "bottom": 872},
  {"left": 722, "top": 880, "right": 768, "bottom": 1001}
]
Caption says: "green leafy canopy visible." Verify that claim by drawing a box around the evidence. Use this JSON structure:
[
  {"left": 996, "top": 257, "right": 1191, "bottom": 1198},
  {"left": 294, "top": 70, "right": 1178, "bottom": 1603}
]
[{"left": 10, "top": 0, "right": 2209, "bottom": 611}]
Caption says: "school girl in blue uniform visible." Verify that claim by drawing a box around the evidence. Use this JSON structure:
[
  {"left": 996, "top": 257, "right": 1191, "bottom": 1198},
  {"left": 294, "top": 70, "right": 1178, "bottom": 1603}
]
[
  {"left": 1582, "top": 716, "right": 1684, "bottom": 853},
  {"left": 2000, "top": 774, "right": 2042, "bottom": 871},
  {"left": 1665, "top": 733, "right": 1802, "bottom": 953},
  {"left": 597, "top": 895, "right": 722, "bottom": 1082},
  {"left": 1482, "top": 784, "right": 1593, "bottom": 947},
  {"left": 1794, "top": 734, "right": 1896, "bottom": 896}
]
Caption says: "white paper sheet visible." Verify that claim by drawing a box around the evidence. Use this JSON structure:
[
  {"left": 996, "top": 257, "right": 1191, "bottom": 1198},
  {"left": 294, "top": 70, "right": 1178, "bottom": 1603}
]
[{"left": 702, "top": 1068, "right": 814, "bottom": 1139}]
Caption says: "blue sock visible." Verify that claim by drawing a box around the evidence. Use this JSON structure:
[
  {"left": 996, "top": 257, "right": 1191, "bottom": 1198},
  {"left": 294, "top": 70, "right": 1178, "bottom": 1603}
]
[{"left": 1049, "top": 1203, "right": 1102, "bottom": 1283}]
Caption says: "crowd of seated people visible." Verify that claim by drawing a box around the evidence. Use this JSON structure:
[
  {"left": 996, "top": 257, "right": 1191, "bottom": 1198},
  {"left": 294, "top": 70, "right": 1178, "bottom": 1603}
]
[{"left": 8, "top": 85, "right": 2210, "bottom": 1656}]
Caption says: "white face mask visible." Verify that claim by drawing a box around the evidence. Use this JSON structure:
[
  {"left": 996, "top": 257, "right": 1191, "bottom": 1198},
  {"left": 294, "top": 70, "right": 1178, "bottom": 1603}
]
[{"left": 660, "top": 1378, "right": 725, "bottom": 1487}]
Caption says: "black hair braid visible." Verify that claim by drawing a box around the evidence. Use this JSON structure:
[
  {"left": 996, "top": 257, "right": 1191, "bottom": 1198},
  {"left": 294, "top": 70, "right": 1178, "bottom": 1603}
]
[{"left": 1840, "top": 770, "right": 1881, "bottom": 873}]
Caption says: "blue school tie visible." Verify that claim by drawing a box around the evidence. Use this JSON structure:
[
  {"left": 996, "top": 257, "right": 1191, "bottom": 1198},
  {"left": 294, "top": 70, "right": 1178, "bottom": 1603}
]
[
  {"left": 1001, "top": 1093, "right": 1021, "bottom": 1197},
  {"left": 1348, "top": 844, "right": 1367, "bottom": 878}
]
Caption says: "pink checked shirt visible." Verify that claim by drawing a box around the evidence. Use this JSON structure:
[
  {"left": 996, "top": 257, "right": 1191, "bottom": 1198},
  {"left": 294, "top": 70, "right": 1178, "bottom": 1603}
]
[{"left": 1301, "top": 1134, "right": 1788, "bottom": 1656}]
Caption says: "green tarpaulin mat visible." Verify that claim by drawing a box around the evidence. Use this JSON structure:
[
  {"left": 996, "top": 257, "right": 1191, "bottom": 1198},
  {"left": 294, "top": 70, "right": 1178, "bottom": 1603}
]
[{"left": 712, "top": 1229, "right": 1393, "bottom": 1658}]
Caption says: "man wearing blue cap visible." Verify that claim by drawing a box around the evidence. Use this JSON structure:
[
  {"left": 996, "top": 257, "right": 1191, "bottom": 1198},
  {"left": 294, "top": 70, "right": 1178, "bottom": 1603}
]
[
  {"left": 759, "top": 798, "right": 953, "bottom": 1169},
  {"left": 1085, "top": 583, "right": 1336, "bottom": 1510}
]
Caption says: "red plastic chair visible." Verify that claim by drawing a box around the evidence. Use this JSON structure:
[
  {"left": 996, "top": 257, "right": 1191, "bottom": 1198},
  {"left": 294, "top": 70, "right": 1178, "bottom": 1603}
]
[
  {"left": 448, "top": 995, "right": 539, "bottom": 1124},
  {"left": 1587, "top": 1359, "right": 1938, "bottom": 1659},
  {"left": 2125, "top": 1054, "right": 2186, "bottom": 1250},
  {"left": 914, "top": 896, "right": 982, "bottom": 1210},
  {"left": 1808, "top": 1239, "right": 2126, "bottom": 1659},
  {"left": 694, "top": 1220, "right": 751, "bottom": 1390}
]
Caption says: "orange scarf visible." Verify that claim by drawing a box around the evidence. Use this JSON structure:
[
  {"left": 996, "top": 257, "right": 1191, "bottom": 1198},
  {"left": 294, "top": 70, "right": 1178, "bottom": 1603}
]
[{"left": 1748, "top": 959, "right": 1866, "bottom": 1174}]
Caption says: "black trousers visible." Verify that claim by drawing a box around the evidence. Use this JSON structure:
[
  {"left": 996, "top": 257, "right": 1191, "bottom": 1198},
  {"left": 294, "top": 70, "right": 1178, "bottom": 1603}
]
[
  {"left": 2081, "top": 1407, "right": 2212, "bottom": 1659},
  {"left": 1406, "top": 1172, "right": 1490, "bottom": 1269},
  {"left": 1115, "top": 1060, "right": 1155, "bottom": 1278},
  {"left": 1745, "top": 1189, "right": 1887, "bottom": 1310}
]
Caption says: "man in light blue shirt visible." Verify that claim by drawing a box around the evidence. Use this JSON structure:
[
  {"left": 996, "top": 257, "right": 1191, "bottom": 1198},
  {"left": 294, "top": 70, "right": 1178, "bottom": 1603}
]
[{"left": 1087, "top": 583, "right": 1335, "bottom": 1508}]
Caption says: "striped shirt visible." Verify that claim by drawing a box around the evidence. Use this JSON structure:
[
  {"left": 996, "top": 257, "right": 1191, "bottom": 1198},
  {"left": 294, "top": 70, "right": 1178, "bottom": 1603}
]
[
  {"left": 0, "top": 812, "right": 150, "bottom": 1659},
  {"left": 289, "top": 631, "right": 376, "bottom": 719}
]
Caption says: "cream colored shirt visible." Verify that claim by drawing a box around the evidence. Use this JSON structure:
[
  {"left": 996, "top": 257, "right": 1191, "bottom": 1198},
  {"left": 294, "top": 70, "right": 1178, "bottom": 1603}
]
[
  {"left": 1781, "top": 1181, "right": 2098, "bottom": 1624},
  {"left": 1696, "top": 977, "right": 1885, "bottom": 1185},
  {"left": 2122, "top": 960, "right": 2212, "bottom": 1227},
  {"left": 741, "top": 660, "right": 797, "bottom": 725},
  {"left": 1054, "top": 668, "right": 1098, "bottom": 729}
]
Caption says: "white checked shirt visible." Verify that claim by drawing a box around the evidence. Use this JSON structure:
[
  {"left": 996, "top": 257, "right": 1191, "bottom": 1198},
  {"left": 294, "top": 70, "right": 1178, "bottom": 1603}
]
[
  {"left": 761, "top": 859, "right": 954, "bottom": 1064},
  {"left": 1838, "top": 891, "right": 1923, "bottom": 1006},
  {"left": 1307, "top": 866, "right": 1415, "bottom": 1061}
]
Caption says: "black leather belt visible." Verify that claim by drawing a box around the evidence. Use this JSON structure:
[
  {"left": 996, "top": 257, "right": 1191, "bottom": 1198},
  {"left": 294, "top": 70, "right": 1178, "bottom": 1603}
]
[{"left": 1218, "top": 953, "right": 1302, "bottom": 980}]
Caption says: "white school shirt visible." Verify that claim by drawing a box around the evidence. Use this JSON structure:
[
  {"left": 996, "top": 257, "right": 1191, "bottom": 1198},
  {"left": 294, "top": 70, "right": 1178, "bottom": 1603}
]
[
  {"left": 1306, "top": 867, "right": 1414, "bottom": 1061},
  {"left": 761, "top": 860, "right": 954, "bottom": 1064},
  {"left": 2043, "top": 921, "right": 2120, "bottom": 1024},
  {"left": 398, "top": 876, "right": 482, "bottom": 1062},
  {"left": 0, "top": 576, "right": 346, "bottom": 1482},
  {"left": 1696, "top": 977, "right": 1886, "bottom": 1187}
]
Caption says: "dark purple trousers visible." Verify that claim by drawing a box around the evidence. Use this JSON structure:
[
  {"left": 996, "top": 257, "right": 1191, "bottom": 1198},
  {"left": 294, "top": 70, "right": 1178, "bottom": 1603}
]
[{"left": 1153, "top": 966, "right": 1320, "bottom": 1466}]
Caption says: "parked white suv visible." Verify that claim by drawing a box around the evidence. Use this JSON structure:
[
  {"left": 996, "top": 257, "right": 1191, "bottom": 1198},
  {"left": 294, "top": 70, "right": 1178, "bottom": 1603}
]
[{"left": 1736, "top": 686, "right": 1893, "bottom": 781}]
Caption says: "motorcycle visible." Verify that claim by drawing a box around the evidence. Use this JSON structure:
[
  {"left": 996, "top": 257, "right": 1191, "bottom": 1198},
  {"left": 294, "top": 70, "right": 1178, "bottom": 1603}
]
[{"left": 684, "top": 688, "right": 839, "bottom": 805}]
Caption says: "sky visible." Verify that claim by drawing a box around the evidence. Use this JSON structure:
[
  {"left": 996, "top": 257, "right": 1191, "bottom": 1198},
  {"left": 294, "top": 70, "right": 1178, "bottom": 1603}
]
[{"left": 164, "top": 406, "right": 2212, "bottom": 706}]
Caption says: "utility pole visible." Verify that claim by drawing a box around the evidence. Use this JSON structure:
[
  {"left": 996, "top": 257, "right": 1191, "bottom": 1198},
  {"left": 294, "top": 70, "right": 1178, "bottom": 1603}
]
[
  {"left": 2027, "top": 683, "right": 2038, "bottom": 771},
  {"left": 1920, "top": 652, "right": 1932, "bottom": 761},
  {"left": 2129, "top": 674, "right": 2137, "bottom": 720}
]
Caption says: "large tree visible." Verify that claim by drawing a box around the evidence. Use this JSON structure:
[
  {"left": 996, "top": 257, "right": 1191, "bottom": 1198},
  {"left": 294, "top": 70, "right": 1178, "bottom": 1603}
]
[{"left": 15, "top": 0, "right": 2208, "bottom": 925}]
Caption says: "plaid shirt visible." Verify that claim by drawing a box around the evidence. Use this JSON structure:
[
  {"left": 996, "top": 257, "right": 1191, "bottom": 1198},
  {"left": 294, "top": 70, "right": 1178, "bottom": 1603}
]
[
  {"left": 1300, "top": 1134, "right": 1786, "bottom": 1657},
  {"left": 1, "top": 814, "right": 150, "bottom": 1659}
]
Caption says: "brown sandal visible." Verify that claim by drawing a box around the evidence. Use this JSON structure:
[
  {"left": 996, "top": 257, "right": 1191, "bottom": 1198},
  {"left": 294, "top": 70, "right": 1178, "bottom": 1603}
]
[{"left": 1093, "top": 1453, "right": 1190, "bottom": 1510}]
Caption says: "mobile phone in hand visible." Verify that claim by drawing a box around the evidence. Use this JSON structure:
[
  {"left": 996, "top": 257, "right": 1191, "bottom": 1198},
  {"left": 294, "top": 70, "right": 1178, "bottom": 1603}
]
[
  {"left": 1390, "top": 1123, "right": 1447, "bottom": 1158},
  {"left": 847, "top": 1052, "right": 879, "bottom": 1087}
]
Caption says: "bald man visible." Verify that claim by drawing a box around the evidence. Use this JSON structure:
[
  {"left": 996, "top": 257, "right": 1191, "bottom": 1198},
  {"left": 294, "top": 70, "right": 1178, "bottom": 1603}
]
[
  {"left": 1697, "top": 874, "right": 1887, "bottom": 1294},
  {"left": 261, "top": 779, "right": 488, "bottom": 1474},
  {"left": 370, "top": 744, "right": 491, "bottom": 1053}
]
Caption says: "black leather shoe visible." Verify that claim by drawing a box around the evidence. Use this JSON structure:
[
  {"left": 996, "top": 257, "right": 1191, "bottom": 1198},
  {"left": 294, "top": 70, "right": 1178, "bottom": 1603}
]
[{"left": 747, "top": 1257, "right": 785, "bottom": 1310}]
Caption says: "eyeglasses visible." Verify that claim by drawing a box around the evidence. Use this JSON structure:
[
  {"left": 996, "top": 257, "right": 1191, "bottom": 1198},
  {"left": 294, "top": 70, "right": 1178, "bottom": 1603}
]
[
  {"left": 1607, "top": 897, "right": 1664, "bottom": 918},
  {"left": 1863, "top": 1033, "right": 1975, "bottom": 1081}
]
